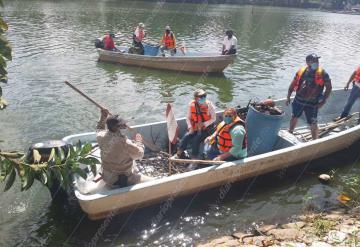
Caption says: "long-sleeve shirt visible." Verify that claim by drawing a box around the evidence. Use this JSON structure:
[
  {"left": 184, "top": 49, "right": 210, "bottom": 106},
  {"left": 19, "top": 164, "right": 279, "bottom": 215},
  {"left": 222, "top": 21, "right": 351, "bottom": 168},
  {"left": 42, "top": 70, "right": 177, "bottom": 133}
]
[
  {"left": 96, "top": 116, "right": 144, "bottom": 174},
  {"left": 186, "top": 100, "right": 216, "bottom": 130},
  {"left": 228, "top": 125, "right": 247, "bottom": 159}
]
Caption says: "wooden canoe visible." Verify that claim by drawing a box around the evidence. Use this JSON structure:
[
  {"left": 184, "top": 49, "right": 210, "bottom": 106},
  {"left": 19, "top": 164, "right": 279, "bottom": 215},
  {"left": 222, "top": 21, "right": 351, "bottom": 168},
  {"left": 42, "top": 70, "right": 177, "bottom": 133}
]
[
  {"left": 97, "top": 48, "right": 236, "bottom": 73},
  {"left": 63, "top": 89, "right": 360, "bottom": 220}
]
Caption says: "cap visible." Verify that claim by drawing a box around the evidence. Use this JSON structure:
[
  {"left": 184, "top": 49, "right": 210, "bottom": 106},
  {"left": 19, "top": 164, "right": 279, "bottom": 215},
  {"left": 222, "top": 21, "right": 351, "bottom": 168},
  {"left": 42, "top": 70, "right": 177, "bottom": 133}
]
[
  {"left": 106, "top": 115, "right": 127, "bottom": 131},
  {"left": 109, "top": 32, "right": 115, "bottom": 38},
  {"left": 194, "top": 89, "right": 207, "bottom": 98},
  {"left": 165, "top": 25, "right": 171, "bottom": 31},
  {"left": 306, "top": 53, "right": 320, "bottom": 62},
  {"left": 138, "top": 22, "right": 145, "bottom": 28}
]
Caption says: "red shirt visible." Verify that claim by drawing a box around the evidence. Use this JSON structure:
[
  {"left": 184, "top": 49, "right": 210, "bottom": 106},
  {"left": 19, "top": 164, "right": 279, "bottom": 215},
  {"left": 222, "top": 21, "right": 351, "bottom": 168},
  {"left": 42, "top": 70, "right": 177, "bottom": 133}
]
[{"left": 103, "top": 35, "right": 115, "bottom": 50}]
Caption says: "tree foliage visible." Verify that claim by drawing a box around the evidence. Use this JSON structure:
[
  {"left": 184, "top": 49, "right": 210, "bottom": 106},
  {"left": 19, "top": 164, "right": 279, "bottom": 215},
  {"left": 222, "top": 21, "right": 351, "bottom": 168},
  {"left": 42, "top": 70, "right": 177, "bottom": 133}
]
[
  {"left": 0, "top": 0, "right": 11, "bottom": 109},
  {"left": 0, "top": 142, "right": 98, "bottom": 191}
]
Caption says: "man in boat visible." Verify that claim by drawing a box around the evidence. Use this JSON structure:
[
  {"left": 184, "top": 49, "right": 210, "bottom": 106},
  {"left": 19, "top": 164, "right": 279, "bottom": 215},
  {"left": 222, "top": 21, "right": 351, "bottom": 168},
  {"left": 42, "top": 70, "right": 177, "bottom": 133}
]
[
  {"left": 133, "top": 22, "right": 146, "bottom": 55},
  {"left": 222, "top": 30, "right": 237, "bottom": 55},
  {"left": 336, "top": 66, "right": 360, "bottom": 124},
  {"left": 103, "top": 33, "right": 118, "bottom": 51},
  {"left": 286, "top": 54, "right": 332, "bottom": 139},
  {"left": 96, "top": 108, "right": 153, "bottom": 188},
  {"left": 160, "top": 25, "right": 176, "bottom": 57},
  {"left": 204, "top": 108, "right": 247, "bottom": 161},
  {"left": 175, "top": 89, "right": 216, "bottom": 159}
]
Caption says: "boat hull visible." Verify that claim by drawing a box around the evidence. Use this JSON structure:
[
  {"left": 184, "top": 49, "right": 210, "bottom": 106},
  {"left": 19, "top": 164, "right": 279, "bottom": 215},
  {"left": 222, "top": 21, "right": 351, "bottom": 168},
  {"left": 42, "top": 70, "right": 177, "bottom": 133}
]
[{"left": 97, "top": 49, "right": 236, "bottom": 73}]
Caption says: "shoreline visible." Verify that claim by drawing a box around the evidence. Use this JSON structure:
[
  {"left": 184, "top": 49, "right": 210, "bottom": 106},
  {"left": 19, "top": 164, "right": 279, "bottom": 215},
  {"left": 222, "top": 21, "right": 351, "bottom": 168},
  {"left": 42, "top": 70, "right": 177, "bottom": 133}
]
[{"left": 198, "top": 206, "right": 360, "bottom": 246}]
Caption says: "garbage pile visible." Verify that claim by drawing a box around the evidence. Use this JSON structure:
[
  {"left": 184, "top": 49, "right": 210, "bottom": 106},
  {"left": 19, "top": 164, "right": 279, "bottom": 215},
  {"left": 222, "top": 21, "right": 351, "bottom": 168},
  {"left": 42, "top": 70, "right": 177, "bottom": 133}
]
[{"left": 236, "top": 99, "right": 283, "bottom": 120}]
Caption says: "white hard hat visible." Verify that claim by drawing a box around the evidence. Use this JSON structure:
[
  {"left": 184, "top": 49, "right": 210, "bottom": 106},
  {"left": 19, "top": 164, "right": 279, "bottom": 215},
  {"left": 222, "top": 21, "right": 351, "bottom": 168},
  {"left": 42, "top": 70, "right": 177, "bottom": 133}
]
[{"left": 139, "top": 22, "right": 145, "bottom": 28}]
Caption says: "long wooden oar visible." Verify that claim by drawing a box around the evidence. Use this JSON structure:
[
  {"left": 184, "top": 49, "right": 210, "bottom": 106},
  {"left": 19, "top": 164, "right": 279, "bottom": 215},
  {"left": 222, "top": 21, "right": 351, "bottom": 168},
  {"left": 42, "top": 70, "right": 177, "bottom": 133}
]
[
  {"left": 64, "top": 81, "right": 161, "bottom": 152},
  {"left": 169, "top": 157, "right": 226, "bottom": 165}
]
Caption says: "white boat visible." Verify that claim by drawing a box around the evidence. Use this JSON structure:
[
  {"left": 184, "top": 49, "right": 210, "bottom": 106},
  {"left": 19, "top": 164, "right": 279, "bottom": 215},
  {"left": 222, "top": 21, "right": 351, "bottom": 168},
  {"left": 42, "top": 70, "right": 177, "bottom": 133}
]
[
  {"left": 97, "top": 47, "right": 236, "bottom": 73},
  {"left": 63, "top": 89, "right": 360, "bottom": 220}
]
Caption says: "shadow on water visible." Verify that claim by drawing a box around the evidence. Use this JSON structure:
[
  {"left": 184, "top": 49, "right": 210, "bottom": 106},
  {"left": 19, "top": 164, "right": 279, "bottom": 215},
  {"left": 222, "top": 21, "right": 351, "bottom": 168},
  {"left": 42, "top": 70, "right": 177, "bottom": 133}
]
[
  {"left": 96, "top": 60, "right": 235, "bottom": 104},
  {"left": 25, "top": 141, "right": 360, "bottom": 246}
]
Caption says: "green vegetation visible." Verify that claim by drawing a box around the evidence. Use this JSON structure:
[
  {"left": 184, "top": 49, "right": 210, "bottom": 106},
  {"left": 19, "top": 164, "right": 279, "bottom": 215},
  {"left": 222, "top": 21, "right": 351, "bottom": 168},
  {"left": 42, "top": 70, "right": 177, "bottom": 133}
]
[
  {"left": 0, "top": 142, "right": 98, "bottom": 191},
  {"left": 0, "top": 0, "right": 11, "bottom": 109},
  {"left": 313, "top": 217, "right": 336, "bottom": 237},
  {"left": 340, "top": 168, "right": 360, "bottom": 208}
]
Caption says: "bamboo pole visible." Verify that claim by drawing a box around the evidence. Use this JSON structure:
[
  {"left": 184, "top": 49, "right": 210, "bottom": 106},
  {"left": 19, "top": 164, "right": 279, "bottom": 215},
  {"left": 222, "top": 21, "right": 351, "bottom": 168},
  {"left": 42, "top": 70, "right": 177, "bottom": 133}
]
[{"left": 169, "top": 157, "right": 226, "bottom": 165}]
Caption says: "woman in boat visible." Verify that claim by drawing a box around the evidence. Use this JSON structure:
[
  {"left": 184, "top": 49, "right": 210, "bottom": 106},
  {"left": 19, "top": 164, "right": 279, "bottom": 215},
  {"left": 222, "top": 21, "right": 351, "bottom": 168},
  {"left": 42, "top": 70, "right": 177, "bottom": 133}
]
[
  {"left": 96, "top": 108, "right": 153, "bottom": 188},
  {"left": 286, "top": 54, "right": 332, "bottom": 139},
  {"left": 160, "top": 26, "right": 176, "bottom": 57},
  {"left": 133, "top": 22, "right": 146, "bottom": 55},
  {"left": 204, "top": 108, "right": 247, "bottom": 161},
  {"left": 337, "top": 66, "right": 360, "bottom": 124},
  {"left": 175, "top": 89, "right": 216, "bottom": 159}
]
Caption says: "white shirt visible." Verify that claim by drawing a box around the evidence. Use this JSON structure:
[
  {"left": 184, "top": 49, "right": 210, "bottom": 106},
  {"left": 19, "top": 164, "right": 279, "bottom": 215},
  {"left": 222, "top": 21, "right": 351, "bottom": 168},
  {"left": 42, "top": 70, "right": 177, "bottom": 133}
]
[{"left": 222, "top": 36, "right": 237, "bottom": 51}]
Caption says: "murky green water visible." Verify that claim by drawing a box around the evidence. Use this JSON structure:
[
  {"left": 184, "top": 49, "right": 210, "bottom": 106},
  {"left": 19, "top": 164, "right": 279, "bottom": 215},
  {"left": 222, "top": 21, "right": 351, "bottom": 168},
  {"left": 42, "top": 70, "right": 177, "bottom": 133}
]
[{"left": 0, "top": 1, "right": 359, "bottom": 246}]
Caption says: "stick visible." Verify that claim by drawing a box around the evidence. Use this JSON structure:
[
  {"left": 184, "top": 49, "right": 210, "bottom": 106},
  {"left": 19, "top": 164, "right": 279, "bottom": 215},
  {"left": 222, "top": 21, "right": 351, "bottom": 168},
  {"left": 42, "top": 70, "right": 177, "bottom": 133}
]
[
  {"left": 169, "top": 157, "right": 226, "bottom": 165},
  {"left": 64, "top": 80, "right": 162, "bottom": 152}
]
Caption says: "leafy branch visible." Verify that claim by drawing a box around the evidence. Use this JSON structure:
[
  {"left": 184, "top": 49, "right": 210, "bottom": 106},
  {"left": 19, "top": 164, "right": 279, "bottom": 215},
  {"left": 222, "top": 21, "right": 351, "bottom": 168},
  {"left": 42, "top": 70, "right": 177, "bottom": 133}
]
[
  {"left": 0, "top": 0, "right": 11, "bottom": 109},
  {"left": 0, "top": 142, "right": 98, "bottom": 191}
]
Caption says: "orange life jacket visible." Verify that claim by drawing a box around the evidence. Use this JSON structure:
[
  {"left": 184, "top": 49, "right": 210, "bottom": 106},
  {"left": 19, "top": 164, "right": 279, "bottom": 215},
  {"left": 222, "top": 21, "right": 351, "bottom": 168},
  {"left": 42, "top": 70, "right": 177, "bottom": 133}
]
[
  {"left": 190, "top": 100, "right": 211, "bottom": 130},
  {"left": 215, "top": 116, "right": 247, "bottom": 153},
  {"left": 162, "top": 32, "right": 175, "bottom": 48},
  {"left": 354, "top": 67, "right": 360, "bottom": 82},
  {"left": 294, "top": 66, "right": 325, "bottom": 91}
]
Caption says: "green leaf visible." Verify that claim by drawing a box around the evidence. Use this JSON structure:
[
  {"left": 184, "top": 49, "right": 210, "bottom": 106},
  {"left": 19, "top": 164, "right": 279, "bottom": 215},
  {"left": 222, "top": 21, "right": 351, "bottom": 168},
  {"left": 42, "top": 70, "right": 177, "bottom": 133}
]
[
  {"left": 33, "top": 149, "right": 41, "bottom": 163},
  {"left": 73, "top": 167, "right": 87, "bottom": 180},
  {"left": 4, "top": 166, "right": 15, "bottom": 191},
  {"left": 0, "top": 37, "right": 12, "bottom": 61},
  {"left": 21, "top": 167, "right": 35, "bottom": 191},
  {"left": 60, "top": 167, "right": 69, "bottom": 188},
  {"left": 40, "top": 170, "right": 47, "bottom": 185},
  {"left": 79, "top": 157, "right": 99, "bottom": 166},
  {"left": 48, "top": 148, "right": 55, "bottom": 162},
  {"left": 45, "top": 170, "right": 52, "bottom": 188},
  {"left": 80, "top": 143, "right": 92, "bottom": 157},
  {"left": 52, "top": 167, "right": 63, "bottom": 186},
  {"left": 0, "top": 158, "right": 11, "bottom": 182},
  {"left": 75, "top": 140, "right": 82, "bottom": 155},
  {"left": 69, "top": 145, "right": 76, "bottom": 159}
]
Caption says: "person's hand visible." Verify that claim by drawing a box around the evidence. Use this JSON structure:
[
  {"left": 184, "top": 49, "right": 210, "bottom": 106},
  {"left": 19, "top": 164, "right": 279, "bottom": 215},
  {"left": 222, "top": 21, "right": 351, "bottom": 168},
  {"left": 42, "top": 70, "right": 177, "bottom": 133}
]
[
  {"left": 285, "top": 97, "right": 291, "bottom": 106},
  {"left": 204, "top": 136, "right": 211, "bottom": 144},
  {"left": 101, "top": 108, "right": 110, "bottom": 118},
  {"left": 196, "top": 122, "right": 204, "bottom": 129},
  {"left": 317, "top": 100, "right": 326, "bottom": 109},
  {"left": 344, "top": 85, "right": 349, "bottom": 91},
  {"left": 188, "top": 128, "right": 194, "bottom": 134},
  {"left": 213, "top": 156, "right": 222, "bottom": 161},
  {"left": 135, "top": 133, "right": 143, "bottom": 142}
]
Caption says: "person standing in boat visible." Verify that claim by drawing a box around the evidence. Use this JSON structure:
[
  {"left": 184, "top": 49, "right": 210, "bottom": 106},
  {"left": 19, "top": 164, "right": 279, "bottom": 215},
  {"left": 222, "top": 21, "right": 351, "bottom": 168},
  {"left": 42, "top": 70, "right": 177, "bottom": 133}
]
[
  {"left": 103, "top": 32, "right": 118, "bottom": 51},
  {"left": 175, "top": 89, "right": 216, "bottom": 159},
  {"left": 286, "top": 54, "right": 332, "bottom": 139},
  {"left": 96, "top": 108, "right": 153, "bottom": 188},
  {"left": 204, "top": 108, "right": 247, "bottom": 161},
  {"left": 336, "top": 66, "right": 360, "bottom": 124},
  {"left": 133, "top": 22, "right": 146, "bottom": 55},
  {"left": 222, "top": 30, "right": 237, "bottom": 55},
  {"left": 160, "top": 25, "right": 176, "bottom": 57}
]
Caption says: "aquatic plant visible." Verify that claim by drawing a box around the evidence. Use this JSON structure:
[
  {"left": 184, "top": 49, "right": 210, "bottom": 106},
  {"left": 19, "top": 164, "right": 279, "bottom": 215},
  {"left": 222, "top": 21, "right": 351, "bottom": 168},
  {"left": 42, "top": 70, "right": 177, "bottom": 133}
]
[
  {"left": 0, "top": 142, "right": 98, "bottom": 191},
  {"left": 0, "top": 0, "right": 11, "bottom": 109}
]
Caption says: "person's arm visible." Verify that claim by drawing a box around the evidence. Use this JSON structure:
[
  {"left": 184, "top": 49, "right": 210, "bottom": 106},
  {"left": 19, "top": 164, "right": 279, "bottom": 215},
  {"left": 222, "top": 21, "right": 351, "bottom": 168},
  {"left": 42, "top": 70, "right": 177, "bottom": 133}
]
[
  {"left": 345, "top": 70, "right": 356, "bottom": 90},
  {"left": 214, "top": 125, "right": 246, "bottom": 161},
  {"left": 173, "top": 33, "right": 176, "bottom": 48},
  {"left": 186, "top": 103, "right": 194, "bottom": 133},
  {"left": 286, "top": 75, "right": 298, "bottom": 106},
  {"left": 229, "top": 37, "right": 237, "bottom": 51},
  {"left": 96, "top": 108, "right": 109, "bottom": 131},
  {"left": 160, "top": 35, "right": 164, "bottom": 46},
  {"left": 125, "top": 137, "right": 145, "bottom": 160},
  {"left": 203, "top": 101, "right": 216, "bottom": 127},
  {"left": 317, "top": 72, "right": 332, "bottom": 108}
]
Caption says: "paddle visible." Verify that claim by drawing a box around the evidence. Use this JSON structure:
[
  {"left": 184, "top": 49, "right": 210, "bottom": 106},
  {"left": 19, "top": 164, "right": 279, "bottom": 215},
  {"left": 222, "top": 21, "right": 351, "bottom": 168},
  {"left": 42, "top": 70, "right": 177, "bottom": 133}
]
[
  {"left": 64, "top": 81, "right": 161, "bottom": 152},
  {"left": 169, "top": 157, "right": 225, "bottom": 165}
]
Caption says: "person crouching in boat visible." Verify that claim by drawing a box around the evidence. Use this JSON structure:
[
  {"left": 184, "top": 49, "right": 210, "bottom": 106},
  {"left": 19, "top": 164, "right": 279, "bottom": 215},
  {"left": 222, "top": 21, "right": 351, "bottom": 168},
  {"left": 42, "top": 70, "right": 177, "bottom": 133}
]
[
  {"left": 286, "top": 54, "right": 332, "bottom": 139},
  {"left": 222, "top": 30, "right": 237, "bottom": 55},
  {"left": 160, "top": 25, "right": 176, "bottom": 57},
  {"left": 175, "top": 89, "right": 216, "bottom": 159},
  {"left": 96, "top": 108, "right": 153, "bottom": 188},
  {"left": 204, "top": 108, "right": 247, "bottom": 161},
  {"left": 133, "top": 22, "right": 146, "bottom": 55},
  {"left": 103, "top": 33, "right": 119, "bottom": 51}
]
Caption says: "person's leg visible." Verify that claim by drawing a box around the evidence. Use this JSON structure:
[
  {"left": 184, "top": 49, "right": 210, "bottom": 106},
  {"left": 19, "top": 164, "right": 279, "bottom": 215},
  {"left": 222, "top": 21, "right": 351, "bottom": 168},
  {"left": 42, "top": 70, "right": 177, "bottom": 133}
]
[
  {"left": 160, "top": 46, "right": 166, "bottom": 56},
  {"left": 289, "top": 99, "right": 303, "bottom": 133},
  {"left": 178, "top": 131, "right": 197, "bottom": 154},
  {"left": 140, "top": 42, "right": 145, "bottom": 55},
  {"left": 190, "top": 130, "right": 209, "bottom": 157},
  {"left": 341, "top": 86, "right": 360, "bottom": 118},
  {"left": 304, "top": 105, "right": 319, "bottom": 140},
  {"left": 102, "top": 169, "right": 120, "bottom": 188},
  {"left": 228, "top": 48, "right": 236, "bottom": 54},
  {"left": 204, "top": 144, "right": 221, "bottom": 160}
]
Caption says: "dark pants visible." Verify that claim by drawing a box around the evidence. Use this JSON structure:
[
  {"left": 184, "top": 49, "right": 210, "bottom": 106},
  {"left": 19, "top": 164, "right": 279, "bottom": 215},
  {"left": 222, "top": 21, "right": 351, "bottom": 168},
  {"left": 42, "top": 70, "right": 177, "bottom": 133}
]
[
  {"left": 133, "top": 40, "right": 144, "bottom": 55},
  {"left": 179, "top": 129, "right": 209, "bottom": 156},
  {"left": 340, "top": 86, "right": 360, "bottom": 124},
  {"left": 203, "top": 143, "right": 237, "bottom": 161},
  {"left": 222, "top": 48, "right": 236, "bottom": 55}
]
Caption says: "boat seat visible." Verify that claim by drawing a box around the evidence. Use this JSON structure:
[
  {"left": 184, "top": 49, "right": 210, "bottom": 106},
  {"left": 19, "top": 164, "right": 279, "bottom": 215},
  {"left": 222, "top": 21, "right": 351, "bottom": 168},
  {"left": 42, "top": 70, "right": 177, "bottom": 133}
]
[{"left": 273, "top": 129, "right": 303, "bottom": 150}]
